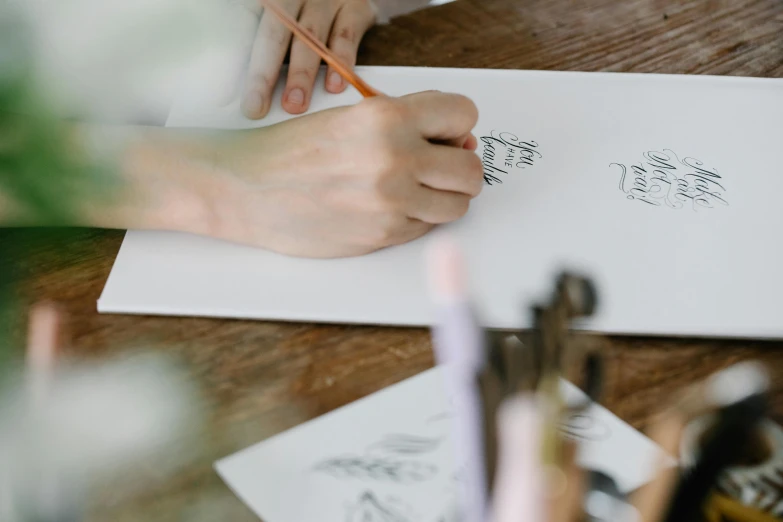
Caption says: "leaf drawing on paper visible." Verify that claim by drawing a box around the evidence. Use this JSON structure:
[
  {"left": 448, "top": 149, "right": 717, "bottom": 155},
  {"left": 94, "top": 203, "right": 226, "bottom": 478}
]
[
  {"left": 559, "top": 411, "right": 612, "bottom": 442},
  {"left": 426, "top": 411, "right": 453, "bottom": 424},
  {"left": 345, "top": 491, "right": 415, "bottom": 522},
  {"left": 435, "top": 502, "right": 463, "bottom": 522},
  {"left": 314, "top": 431, "right": 442, "bottom": 483},
  {"left": 428, "top": 408, "right": 610, "bottom": 442},
  {"left": 314, "top": 456, "right": 438, "bottom": 483},
  {"left": 367, "top": 434, "right": 443, "bottom": 455},
  {"left": 610, "top": 148, "right": 727, "bottom": 210}
]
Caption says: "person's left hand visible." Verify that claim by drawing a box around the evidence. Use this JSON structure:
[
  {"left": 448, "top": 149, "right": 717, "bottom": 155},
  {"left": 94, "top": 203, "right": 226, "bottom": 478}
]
[{"left": 225, "top": 0, "right": 378, "bottom": 120}]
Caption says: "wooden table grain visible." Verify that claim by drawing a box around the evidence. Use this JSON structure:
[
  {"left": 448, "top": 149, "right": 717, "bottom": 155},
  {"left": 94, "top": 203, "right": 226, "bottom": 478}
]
[{"left": 3, "top": 0, "right": 783, "bottom": 520}]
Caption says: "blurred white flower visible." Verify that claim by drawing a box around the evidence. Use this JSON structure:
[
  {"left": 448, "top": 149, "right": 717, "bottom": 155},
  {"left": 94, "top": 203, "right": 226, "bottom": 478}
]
[
  {"left": 0, "top": 351, "right": 204, "bottom": 521},
  {"left": 9, "top": 0, "right": 243, "bottom": 121}
]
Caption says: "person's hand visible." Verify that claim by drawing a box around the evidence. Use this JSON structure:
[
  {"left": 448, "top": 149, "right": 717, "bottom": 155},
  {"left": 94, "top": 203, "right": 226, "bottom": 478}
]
[
  {"left": 229, "top": 0, "right": 378, "bottom": 120},
  {"left": 195, "top": 90, "right": 483, "bottom": 257}
]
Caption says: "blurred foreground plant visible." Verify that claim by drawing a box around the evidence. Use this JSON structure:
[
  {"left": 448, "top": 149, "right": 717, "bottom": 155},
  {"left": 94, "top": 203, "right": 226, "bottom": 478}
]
[
  {"left": 0, "top": 3, "right": 112, "bottom": 372},
  {"left": 0, "top": 0, "right": 232, "bottom": 369},
  {"left": 0, "top": 304, "right": 205, "bottom": 522},
  {"left": 0, "top": 2, "right": 227, "bottom": 517}
]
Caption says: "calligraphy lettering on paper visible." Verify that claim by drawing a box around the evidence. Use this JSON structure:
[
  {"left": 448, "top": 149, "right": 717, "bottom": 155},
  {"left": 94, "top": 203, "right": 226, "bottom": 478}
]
[
  {"left": 610, "top": 149, "right": 728, "bottom": 210},
  {"left": 479, "top": 130, "right": 542, "bottom": 185}
]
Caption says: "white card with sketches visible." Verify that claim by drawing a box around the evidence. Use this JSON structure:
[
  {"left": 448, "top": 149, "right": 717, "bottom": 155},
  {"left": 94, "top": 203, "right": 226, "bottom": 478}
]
[
  {"left": 214, "top": 367, "right": 671, "bottom": 522},
  {"left": 98, "top": 66, "right": 783, "bottom": 339}
]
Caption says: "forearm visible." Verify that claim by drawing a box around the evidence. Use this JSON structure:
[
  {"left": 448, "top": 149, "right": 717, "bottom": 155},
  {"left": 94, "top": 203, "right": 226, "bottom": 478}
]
[
  {"left": 0, "top": 120, "right": 225, "bottom": 235},
  {"left": 69, "top": 123, "right": 219, "bottom": 234}
]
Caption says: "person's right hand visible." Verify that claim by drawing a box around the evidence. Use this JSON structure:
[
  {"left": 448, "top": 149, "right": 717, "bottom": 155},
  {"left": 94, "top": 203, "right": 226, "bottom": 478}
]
[{"left": 184, "top": 90, "right": 484, "bottom": 257}]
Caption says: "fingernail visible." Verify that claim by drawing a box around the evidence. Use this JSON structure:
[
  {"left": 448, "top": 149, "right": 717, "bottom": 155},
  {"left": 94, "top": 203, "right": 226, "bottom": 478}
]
[
  {"left": 287, "top": 88, "right": 305, "bottom": 106},
  {"left": 327, "top": 71, "right": 343, "bottom": 90},
  {"left": 242, "top": 91, "right": 264, "bottom": 117}
]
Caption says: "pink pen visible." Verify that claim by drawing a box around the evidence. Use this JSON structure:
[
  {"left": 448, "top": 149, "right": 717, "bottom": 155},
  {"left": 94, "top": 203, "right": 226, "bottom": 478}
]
[
  {"left": 489, "top": 395, "right": 546, "bottom": 522},
  {"left": 426, "top": 234, "right": 488, "bottom": 522}
]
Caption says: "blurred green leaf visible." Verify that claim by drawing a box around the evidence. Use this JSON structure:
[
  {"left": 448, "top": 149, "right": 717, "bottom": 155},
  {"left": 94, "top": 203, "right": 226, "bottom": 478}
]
[{"left": 0, "top": 3, "right": 115, "bottom": 377}]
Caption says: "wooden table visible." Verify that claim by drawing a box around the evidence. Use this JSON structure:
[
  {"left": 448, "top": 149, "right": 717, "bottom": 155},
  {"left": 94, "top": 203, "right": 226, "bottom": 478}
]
[{"left": 3, "top": 0, "right": 783, "bottom": 520}]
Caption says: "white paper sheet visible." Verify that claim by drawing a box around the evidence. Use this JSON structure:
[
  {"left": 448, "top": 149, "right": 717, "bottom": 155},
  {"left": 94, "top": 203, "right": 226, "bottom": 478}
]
[
  {"left": 214, "top": 367, "right": 671, "bottom": 522},
  {"left": 98, "top": 66, "right": 783, "bottom": 338}
]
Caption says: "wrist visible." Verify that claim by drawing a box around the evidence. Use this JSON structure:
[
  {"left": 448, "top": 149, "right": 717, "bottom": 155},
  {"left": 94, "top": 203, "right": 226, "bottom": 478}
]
[{"left": 71, "top": 124, "right": 222, "bottom": 237}]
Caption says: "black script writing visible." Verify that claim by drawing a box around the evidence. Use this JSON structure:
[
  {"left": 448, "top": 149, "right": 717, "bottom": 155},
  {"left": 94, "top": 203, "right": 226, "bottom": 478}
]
[
  {"left": 611, "top": 148, "right": 728, "bottom": 210},
  {"left": 479, "top": 130, "right": 542, "bottom": 185},
  {"left": 345, "top": 491, "right": 414, "bottom": 522}
]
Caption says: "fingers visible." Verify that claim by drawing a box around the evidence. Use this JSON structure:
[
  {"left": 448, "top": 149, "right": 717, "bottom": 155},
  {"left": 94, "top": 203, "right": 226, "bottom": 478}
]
[
  {"left": 404, "top": 184, "right": 472, "bottom": 224},
  {"left": 325, "top": 0, "right": 376, "bottom": 93},
  {"left": 245, "top": 0, "right": 376, "bottom": 117},
  {"left": 416, "top": 145, "right": 484, "bottom": 197},
  {"left": 283, "top": 1, "right": 336, "bottom": 114},
  {"left": 242, "top": 0, "right": 302, "bottom": 119},
  {"left": 463, "top": 133, "right": 478, "bottom": 151},
  {"left": 400, "top": 90, "right": 480, "bottom": 141}
]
